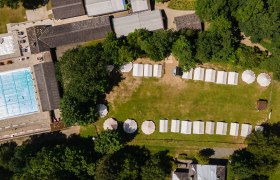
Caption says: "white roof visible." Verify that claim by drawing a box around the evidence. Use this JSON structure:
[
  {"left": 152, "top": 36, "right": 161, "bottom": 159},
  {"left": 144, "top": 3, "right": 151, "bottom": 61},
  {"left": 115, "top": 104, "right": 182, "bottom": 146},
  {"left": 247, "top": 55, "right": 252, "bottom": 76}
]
[
  {"left": 229, "top": 123, "right": 239, "bottom": 136},
  {"left": 143, "top": 64, "right": 153, "bottom": 77},
  {"left": 205, "top": 69, "right": 216, "bottom": 82},
  {"left": 132, "top": 63, "right": 144, "bottom": 77},
  {"left": 153, "top": 64, "right": 162, "bottom": 78},
  {"left": 228, "top": 72, "right": 239, "bottom": 85},
  {"left": 240, "top": 124, "right": 252, "bottom": 137},
  {"left": 242, "top": 70, "right": 255, "bottom": 84},
  {"left": 141, "top": 120, "right": 155, "bottom": 135},
  {"left": 120, "top": 62, "right": 133, "bottom": 73},
  {"left": 205, "top": 121, "right": 215, "bottom": 134},
  {"left": 216, "top": 71, "right": 228, "bottom": 84},
  {"left": 193, "top": 67, "right": 205, "bottom": 81},
  {"left": 123, "top": 119, "right": 138, "bottom": 133},
  {"left": 182, "top": 68, "right": 193, "bottom": 80},
  {"left": 171, "top": 119, "right": 180, "bottom": 133},
  {"left": 103, "top": 118, "right": 118, "bottom": 130},
  {"left": 257, "top": 73, "right": 271, "bottom": 87},
  {"left": 131, "top": 0, "right": 150, "bottom": 13},
  {"left": 193, "top": 121, "right": 204, "bottom": 134},
  {"left": 159, "top": 119, "right": 168, "bottom": 132},
  {"left": 113, "top": 10, "right": 164, "bottom": 37},
  {"left": 0, "top": 35, "right": 15, "bottom": 56},
  {"left": 181, "top": 120, "right": 192, "bottom": 134},
  {"left": 97, "top": 104, "right": 108, "bottom": 117},
  {"left": 255, "top": 125, "right": 264, "bottom": 132},
  {"left": 196, "top": 165, "right": 217, "bottom": 180},
  {"left": 85, "top": 0, "right": 126, "bottom": 16},
  {"left": 216, "top": 122, "right": 228, "bottom": 135}
]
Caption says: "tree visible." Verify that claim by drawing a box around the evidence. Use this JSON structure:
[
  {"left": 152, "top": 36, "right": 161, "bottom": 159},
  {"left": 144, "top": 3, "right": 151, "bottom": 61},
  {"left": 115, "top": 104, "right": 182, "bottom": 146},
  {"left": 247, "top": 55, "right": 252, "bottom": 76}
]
[
  {"left": 172, "top": 36, "right": 196, "bottom": 71},
  {"left": 94, "top": 130, "right": 124, "bottom": 155},
  {"left": 195, "top": 148, "right": 215, "bottom": 164},
  {"left": 0, "top": 0, "right": 19, "bottom": 9},
  {"left": 196, "top": 0, "right": 229, "bottom": 21}
]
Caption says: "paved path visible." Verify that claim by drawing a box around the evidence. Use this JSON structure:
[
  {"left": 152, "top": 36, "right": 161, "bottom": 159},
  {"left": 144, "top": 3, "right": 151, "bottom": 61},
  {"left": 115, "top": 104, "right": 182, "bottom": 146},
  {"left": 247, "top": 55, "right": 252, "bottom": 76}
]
[
  {"left": 211, "top": 147, "right": 240, "bottom": 158},
  {"left": 26, "top": 6, "right": 49, "bottom": 21}
]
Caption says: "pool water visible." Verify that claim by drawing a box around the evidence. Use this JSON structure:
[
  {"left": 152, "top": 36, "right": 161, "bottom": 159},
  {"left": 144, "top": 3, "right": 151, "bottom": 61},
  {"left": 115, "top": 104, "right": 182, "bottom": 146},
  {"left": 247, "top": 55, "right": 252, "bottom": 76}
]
[{"left": 0, "top": 68, "right": 38, "bottom": 120}]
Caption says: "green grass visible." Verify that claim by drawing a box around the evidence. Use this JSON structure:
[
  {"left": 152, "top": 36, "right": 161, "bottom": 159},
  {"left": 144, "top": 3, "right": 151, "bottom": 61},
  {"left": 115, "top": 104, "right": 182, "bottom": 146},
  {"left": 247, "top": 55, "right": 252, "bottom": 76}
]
[
  {"left": 80, "top": 124, "right": 98, "bottom": 138},
  {"left": 0, "top": 6, "right": 26, "bottom": 34},
  {"left": 82, "top": 39, "right": 105, "bottom": 47},
  {"left": 168, "top": 0, "right": 196, "bottom": 10}
]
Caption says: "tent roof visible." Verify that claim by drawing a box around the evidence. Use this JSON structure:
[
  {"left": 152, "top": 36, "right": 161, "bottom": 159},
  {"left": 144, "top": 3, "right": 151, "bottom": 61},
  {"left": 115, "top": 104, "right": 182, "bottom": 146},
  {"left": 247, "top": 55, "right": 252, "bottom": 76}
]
[
  {"left": 159, "top": 119, "right": 168, "bottom": 132},
  {"left": 228, "top": 72, "right": 238, "bottom": 85},
  {"left": 120, "top": 62, "right": 133, "bottom": 73},
  {"left": 123, "top": 119, "right": 138, "bottom": 133},
  {"left": 240, "top": 124, "right": 252, "bottom": 137},
  {"left": 257, "top": 73, "right": 271, "bottom": 87},
  {"left": 153, "top": 64, "right": 162, "bottom": 78},
  {"left": 205, "top": 69, "right": 216, "bottom": 82},
  {"left": 242, "top": 70, "right": 255, "bottom": 84},
  {"left": 205, "top": 121, "right": 215, "bottom": 134},
  {"left": 103, "top": 118, "right": 118, "bottom": 130},
  {"left": 141, "top": 120, "right": 155, "bottom": 135},
  {"left": 193, "top": 67, "right": 205, "bottom": 81},
  {"left": 193, "top": 121, "right": 204, "bottom": 134},
  {"left": 97, "top": 104, "right": 108, "bottom": 117},
  {"left": 171, "top": 119, "right": 180, "bottom": 133},
  {"left": 182, "top": 68, "right": 193, "bottom": 80},
  {"left": 229, "top": 123, "right": 239, "bottom": 136},
  {"left": 216, "top": 71, "right": 227, "bottom": 84},
  {"left": 144, "top": 64, "right": 153, "bottom": 77},
  {"left": 216, "top": 122, "right": 228, "bottom": 135},
  {"left": 181, "top": 120, "right": 192, "bottom": 134},
  {"left": 132, "top": 63, "right": 144, "bottom": 77}
]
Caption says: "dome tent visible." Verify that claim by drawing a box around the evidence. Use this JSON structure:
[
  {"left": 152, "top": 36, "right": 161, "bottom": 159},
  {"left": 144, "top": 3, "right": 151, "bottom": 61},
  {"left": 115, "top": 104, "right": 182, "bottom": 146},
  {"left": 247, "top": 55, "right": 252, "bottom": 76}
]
[
  {"left": 97, "top": 104, "right": 108, "bottom": 117},
  {"left": 120, "top": 62, "right": 133, "bottom": 73},
  {"left": 123, "top": 119, "right": 137, "bottom": 133},
  {"left": 141, "top": 120, "right": 155, "bottom": 135},
  {"left": 257, "top": 73, "right": 271, "bottom": 87},
  {"left": 103, "top": 118, "right": 118, "bottom": 130},
  {"left": 242, "top": 70, "right": 256, "bottom": 84}
]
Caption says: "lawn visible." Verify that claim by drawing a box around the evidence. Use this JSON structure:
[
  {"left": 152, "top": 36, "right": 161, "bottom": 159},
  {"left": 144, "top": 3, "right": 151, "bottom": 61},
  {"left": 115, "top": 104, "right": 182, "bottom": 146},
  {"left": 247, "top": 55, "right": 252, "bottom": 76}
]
[
  {"left": 0, "top": 6, "right": 26, "bottom": 34},
  {"left": 168, "top": 0, "right": 196, "bottom": 10},
  {"left": 81, "top": 65, "right": 280, "bottom": 155}
]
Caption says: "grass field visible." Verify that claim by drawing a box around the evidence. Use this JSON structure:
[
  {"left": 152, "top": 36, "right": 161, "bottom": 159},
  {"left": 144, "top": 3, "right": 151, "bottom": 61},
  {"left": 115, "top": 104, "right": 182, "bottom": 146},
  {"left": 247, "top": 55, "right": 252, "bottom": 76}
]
[
  {"left": 0, "top": 6, "right": 26, "bottom": 33},
  {"left": 168, "top": 0, "right": 196, "bottom": 10},
  {"left": 81, "top": 63, "right": 280, "bottom": 155}
]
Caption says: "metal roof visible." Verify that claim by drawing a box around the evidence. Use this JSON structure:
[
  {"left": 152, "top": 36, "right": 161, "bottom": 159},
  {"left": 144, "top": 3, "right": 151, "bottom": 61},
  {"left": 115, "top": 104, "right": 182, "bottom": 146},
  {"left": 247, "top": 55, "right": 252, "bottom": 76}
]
[
  {"left": 85, "top": 0, "right": 126, "bottom": 16},
  {"left": 52, "top": 0, "right": 86, "bottom": 20},
  {"left": 131, "top": 0, "right": 150, "bottom": 13}
]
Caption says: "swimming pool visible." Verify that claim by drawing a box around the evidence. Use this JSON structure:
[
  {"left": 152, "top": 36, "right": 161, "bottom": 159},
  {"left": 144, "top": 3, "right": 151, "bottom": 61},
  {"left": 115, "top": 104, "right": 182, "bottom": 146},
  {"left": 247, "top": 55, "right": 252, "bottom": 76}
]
[{"left": 0, "top": 68, "right": 38, "bottom": 120}]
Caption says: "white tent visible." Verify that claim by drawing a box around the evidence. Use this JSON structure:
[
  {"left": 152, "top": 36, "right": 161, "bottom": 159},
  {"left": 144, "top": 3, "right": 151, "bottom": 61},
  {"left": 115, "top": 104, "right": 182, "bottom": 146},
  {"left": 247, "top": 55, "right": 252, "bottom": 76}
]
[
  {"left": 141, "top": 120, "right": 155, "bottom": 135},
  {"left": 228, "top": 72, "right": 239, "bottom": 85},
  {"left": 97, "top": 104, "right": 108, "bottom": 117},
  {"left": 229, "top": 123, "right": 239, "bottom": 136},
  {"left": 159, "top": 119, "right": 168, "bottom": 132},
  {"left": 123, "top": 119, "right": 138, "bottom": 133},
  {"left": 103, "top": 118, "right": 118, "bottom": 130},
  {"left": 257, "top": 73, "right": 271, "bottom": 87},
  {"left": 132, "top": 63, "right": 144, "bottom": 77},
  {"left": 242, "top": 70, "right": 255, "bottom": 84},
  {"left": 153, "top": 64, "right": 162, "bottom": 78},
  {"left": 240, "top": 124, "right": 252, "bottom": 137},
  {"left": 120, "top": 62, "right": 133, "bottom": 73},
  {"left": 216, "top": 122, "right": 228, "bottom": 135},
  {"left": 216, "top": 71, "right": 228, "bottom": 84},
  {"left": 193, "top": 67, "right": 205, "bottom": 81},
  {"left": 205, "top": 69, "right": 216, "bottom": 83},
  {"left": 143, "top": 64, "right": 153, "bottom": 77},
  {"left": 181, "top": 120, "right": 192, "bottom": 134},
  {"left": 171, "top": 119, "right": 180, "bottom": 133},
  {"left": 182, "top": 68, "right": 193, "bottom": 80},
  {"left": 255, "top": 125, "right": 264, "bottom": 132},
  {"left": 193, "top": 121, "right": 204, "bottom": 134},
  {"left": 205, "top": 121, "right": 215, "bottom": 134}
]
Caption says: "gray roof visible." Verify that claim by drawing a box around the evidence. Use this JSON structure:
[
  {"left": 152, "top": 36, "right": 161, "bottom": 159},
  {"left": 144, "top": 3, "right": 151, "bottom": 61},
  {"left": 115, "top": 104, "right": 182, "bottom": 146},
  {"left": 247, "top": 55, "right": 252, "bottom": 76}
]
[
  {"left": 85, "top": 0, "right": 126, "bottom": 16},
  {"left": 51, "top": 0, "right": 86, "bottom": 19},
  {"left": 113, "top": 10, "right": 164, "bottom": 37},
  {"left": 27, "top": 17, "right": 112, "bottom": 53},
  {"left": 131, "top": 0, "right": 150, "bottom": 13},
  {"left": 33, "top": 62, "right": 60, "bottom": 112},
  {"left": 174, "top": 14, "right": 202, "bottom": 31}
]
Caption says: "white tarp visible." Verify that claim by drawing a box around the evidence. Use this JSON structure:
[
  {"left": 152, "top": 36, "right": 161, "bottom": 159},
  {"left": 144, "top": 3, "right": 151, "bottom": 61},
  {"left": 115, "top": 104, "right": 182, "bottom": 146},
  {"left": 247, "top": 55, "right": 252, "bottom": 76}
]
[
  {"left": 159, "top": 119, "right": 168, "bottom": 132},
  {"left": 132, "top": 63, "right": 144, "bottom": 77},
  {"left": 240, "top": 124, "right": 252, "bottom": 137},
  {"left": 216, "top": 122, "right": 228, "bottom": 135},
  {"left": 171, "top": 119, "right": 180, "bottom": 133},
  {"left": 153, "top": 64, "right": 162, "bottom": 78},
  {"left": 228, "top": 72, "right": 239, "bottom": 85},
  {"left": 196, "top": 165, "right": 217, "bottom": 180},
  {"left": 181, "top": 120, "right": 192, "bottom": 134},
  {"left": 205, "top": 69, "right": 216, "bottom": 82},
  {"left": 193, "top": 67, "right": 205, "bottom": 81},
  {"left": 193, "top": 121, "right": 204, "bottom": 134},
  {"left": 120, "top": 62, "right": 133, "bottom": 73},
  {"left": 103, "top": 118, "right": 118, "bottom": 130},
  {"left": 97, "top": 104, "right": 108, "bottom": 117},
  {"left": 216, "top": 71, "right": 228, "bottom": 84},
  {"left": 230, "top": 122, "right": 239, "bottom": 136},
  {"left": 257, "top": 73, "right": 271, "bottom": 87},
  {"left": 141, "top": 120, "right": 155, "bottom": 135},
  {"left": 0, "top": 36, "right": 15, "bottom": 56},
  {"left": 182, "top": 68, "right": 193, "bottom": 80},
  {"left": 123, "top": 119, "right": 138, "bottom": 133},
  {"left": 242, "top": 70, "right": 255, "bottom": 84},
  {"left": 205, "top": 121, "right": 215, "bottom": 134},
  {"left": 144, "top": 64, "right": 153, "bottom": 77},
  {"left": 255, "top": 125, "right": 264, "bottom": 132}
]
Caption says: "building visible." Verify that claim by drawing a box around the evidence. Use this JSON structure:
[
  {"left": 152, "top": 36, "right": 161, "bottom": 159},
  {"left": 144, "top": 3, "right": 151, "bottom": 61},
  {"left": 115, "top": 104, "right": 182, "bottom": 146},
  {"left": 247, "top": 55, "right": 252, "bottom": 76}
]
[
  {"left": 113, "top": 10, "right": 164, "bottom": 37},
  {"left": 51, "top": 0, "right": 86, "bottom": 20},
  {"left": 27, "top": 16, "right": 112, "bottom": 54},
  {"left": 85, "top": 0, "right": 126, "bottom": 17},
  {"left": 174, "top": 14, "right": 202, "bottom": 31},
  {"left": 131, "top": 0, "right": 151, "bottom": 13},
  {"left": 0, "top": 33, "right": 21, "bottom": 60}
]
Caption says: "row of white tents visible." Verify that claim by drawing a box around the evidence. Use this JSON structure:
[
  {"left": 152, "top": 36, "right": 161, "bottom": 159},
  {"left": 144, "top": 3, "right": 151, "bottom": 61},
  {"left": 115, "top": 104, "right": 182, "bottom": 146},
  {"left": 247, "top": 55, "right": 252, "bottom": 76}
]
[
  {"left": 160, "top": 119, "right": 263, "bottom": 137},
  {"left": 132, "top": 63, "right": 163, "bottom": 77},
  {"left": 182, "top": 67, "right": 239, "bottom": 85}
]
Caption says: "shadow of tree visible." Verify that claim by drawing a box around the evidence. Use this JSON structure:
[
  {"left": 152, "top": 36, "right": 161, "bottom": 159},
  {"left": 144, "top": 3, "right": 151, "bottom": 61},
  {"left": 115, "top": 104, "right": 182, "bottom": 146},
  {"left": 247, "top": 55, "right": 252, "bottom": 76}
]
[{"left": 22, "top": 0, "right": 48, "bottom": 10}]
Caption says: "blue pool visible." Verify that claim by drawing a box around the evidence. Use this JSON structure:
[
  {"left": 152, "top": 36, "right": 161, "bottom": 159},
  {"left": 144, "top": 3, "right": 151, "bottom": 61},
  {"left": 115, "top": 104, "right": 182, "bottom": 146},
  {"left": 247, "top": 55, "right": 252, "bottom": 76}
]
[{"left": 0, "top": 68, "right": 38, "bottom": 120}]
